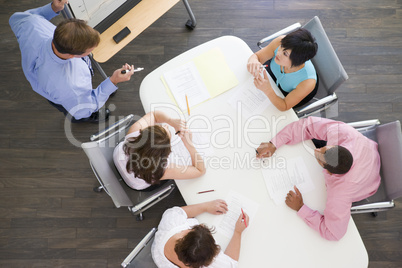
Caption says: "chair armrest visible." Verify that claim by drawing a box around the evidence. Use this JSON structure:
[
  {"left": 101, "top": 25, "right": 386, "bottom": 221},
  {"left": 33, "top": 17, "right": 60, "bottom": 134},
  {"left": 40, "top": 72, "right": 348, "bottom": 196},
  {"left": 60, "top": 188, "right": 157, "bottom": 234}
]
[
  {"left": 347, "top": 119, "right": 380, "bottom": 129},
  {"left": 258, "top": 23, "right": 301, "bottom": 48},
  {"left": 121, "top": 228, "right": 157, "bottom": 268},
  {"left": 131, "top": 183, "right": 176, "bottom": 214},
  {"left": 90, "top": 114, "right": 134, "bottom": 141},
  {"left": 296, "top": 93, "right": 338, "bottom": 115},
  {"left": 351, "top": 201, "right": 394, "bottom": 210}
]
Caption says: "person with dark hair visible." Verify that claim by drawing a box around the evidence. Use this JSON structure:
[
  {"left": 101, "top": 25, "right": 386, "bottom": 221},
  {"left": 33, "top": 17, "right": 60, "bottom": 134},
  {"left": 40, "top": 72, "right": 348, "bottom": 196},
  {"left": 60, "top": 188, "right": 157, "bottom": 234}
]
[
  {"left": 256, "top": 116, "right": 381, "bottom": 241},
  {"left": 113, "top": 111, "right": 206, "bottom": 190},
  {"left": 152, "top": 199, "right": 249, "bottom": 267},
  {"left": 247, "top": 28, "right": 318, "bottom": 110},
  {"left": 9, "top": 0, "right": 135, "bottom": 122}
]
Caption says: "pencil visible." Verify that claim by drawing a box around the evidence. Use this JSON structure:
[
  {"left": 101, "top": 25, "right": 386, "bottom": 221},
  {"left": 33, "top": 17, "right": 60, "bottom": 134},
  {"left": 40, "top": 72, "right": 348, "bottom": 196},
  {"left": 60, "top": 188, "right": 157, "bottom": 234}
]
[
  {"left": 185, "top": 94, "right": 190, "bottom": 116},
  {"left": 197, "top": 189, "right": 214, "bottom": 194},
  {"left": 241, "top": 208, "right": 247, "bottom": 227}
]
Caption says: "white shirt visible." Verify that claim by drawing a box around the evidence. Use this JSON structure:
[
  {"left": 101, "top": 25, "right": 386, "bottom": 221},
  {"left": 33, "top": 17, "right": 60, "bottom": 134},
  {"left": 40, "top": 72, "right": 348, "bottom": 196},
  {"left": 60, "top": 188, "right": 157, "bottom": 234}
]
[{"left": 151, "top": 207, "right": 238, "bottom": 268}]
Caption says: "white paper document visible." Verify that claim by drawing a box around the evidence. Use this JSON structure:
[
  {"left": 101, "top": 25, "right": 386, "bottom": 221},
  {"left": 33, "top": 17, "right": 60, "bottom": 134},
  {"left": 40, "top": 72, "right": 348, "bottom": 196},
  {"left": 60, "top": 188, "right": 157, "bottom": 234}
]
[
  {"left": 163, "top": 62, "right": 211, "bottom": 111},
  {"left": 214, "top": 191, "right": 259, "bottom": 239},
  {"left": 261, "top": 156, "right": 315, "bottom": 205},
  {"left": 227, "top": 77, "right": 271, "bottom": 119},
  {"left": 168, "top": 125, "right": 213, "bottom": 165}
]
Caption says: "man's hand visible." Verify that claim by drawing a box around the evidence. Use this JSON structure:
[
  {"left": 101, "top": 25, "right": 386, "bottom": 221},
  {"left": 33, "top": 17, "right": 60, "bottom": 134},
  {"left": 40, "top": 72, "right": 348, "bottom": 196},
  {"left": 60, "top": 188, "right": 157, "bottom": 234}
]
[
  {"left": 110, "top": 64, "right": 135, "bottom": 85},
  {"left": 256, "top": 141, "right": 276, "bottom": 158},
  {"left": 285, "top": 186, "right": 304, "bottom": 211},
  {"left": 52, "top": 0, "right": 68, "bottom": 13}
]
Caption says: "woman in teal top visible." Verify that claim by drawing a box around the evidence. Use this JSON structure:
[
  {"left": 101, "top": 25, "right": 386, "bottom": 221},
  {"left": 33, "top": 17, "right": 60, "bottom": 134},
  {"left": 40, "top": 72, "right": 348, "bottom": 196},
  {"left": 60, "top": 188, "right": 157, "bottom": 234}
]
[{"left": 247, "top": 28, "right": 318, "bottom": 111}]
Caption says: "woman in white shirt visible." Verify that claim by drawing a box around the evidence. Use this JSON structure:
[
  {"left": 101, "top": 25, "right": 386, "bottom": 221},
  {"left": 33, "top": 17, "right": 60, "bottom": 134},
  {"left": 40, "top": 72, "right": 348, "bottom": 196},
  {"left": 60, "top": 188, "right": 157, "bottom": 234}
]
[
  {"left": 113, "top": 111, "right": 206, "bottom": 190},
  {"left": 152, "top": 200, "right": 249, "bottom": 267}
]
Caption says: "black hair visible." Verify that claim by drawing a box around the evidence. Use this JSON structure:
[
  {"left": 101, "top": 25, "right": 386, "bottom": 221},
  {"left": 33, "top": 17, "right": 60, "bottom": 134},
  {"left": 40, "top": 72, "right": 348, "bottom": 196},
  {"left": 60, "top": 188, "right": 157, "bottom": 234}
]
[
  {"left": 323, "top": 146, "right": 353, "bottom": 175},
  {"left": 281, "top": 28, "right": 318, "bottom": 67}
]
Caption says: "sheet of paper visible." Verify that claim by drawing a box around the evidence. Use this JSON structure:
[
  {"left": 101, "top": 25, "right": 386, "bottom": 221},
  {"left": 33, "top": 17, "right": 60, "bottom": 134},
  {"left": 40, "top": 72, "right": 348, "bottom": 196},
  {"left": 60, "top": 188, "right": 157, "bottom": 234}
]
[
  {"left": 168, "top": 124, "right": 214, "bottom": 165},
  {"left": 162, "top": 48, "right": 238, "bottom": 110},
  {"left": 214, "top": 191, "right": 259, "bottom": 239},
  {"left": 163, "top": 62, "right": 211, "bottom": 111},
  {"left": 227, "top": 77, "right": 271, "bottom": 119},
  {"left": 261, "top": 156, "right": 315, "bottom": 205},
  {"left": 192, "top": 47, "right": 239, "bottom": 97}
]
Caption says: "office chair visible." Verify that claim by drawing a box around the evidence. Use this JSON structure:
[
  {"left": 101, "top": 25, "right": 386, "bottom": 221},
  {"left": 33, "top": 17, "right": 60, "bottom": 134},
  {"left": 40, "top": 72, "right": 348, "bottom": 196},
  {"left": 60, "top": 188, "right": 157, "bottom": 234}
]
[
  {"left": 81, "top": 114, "right": 175, "bottom": 221},
  {"left": 257, "top": 16, "right": 348, "bottom": 118},
  {"left": 121, "top": 228, "right": 158, "bottom": 268},
  {"left": 349, "top": 120, "right": 402, "bottom": 216}
]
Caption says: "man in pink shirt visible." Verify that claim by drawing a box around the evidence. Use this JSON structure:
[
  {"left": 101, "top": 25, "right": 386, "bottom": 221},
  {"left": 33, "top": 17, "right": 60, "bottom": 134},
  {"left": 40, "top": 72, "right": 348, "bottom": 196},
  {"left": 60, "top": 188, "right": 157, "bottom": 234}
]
[{"left": 256, "top": 117, "right": 381, "bottom": 241}]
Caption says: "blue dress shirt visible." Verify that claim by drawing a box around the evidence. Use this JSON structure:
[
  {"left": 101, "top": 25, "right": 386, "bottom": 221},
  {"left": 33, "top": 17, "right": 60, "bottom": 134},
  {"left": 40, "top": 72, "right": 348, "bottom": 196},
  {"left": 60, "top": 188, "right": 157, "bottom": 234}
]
[{"left": 9, "top": 3, "right": 117, "bottom": 119}]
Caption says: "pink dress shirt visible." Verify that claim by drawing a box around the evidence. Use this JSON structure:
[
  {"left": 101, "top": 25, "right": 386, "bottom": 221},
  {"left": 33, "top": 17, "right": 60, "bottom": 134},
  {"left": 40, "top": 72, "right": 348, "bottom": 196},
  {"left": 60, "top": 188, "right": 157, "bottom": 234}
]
[{"left": 271, "top": 117, "right": 381, "bottom": 241}]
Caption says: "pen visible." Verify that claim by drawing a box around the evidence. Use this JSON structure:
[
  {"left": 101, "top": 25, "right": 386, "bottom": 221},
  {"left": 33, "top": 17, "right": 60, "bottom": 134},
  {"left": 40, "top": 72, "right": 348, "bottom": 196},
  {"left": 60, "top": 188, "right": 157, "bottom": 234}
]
[
  {"left": 241, "top": 208, "right": 248, "bottom": 227},
  {"left": 175, "top": 131, "right": 180, "bottom": 135},
  {"left": 185, "top": 94, "right": 190, "bottom": 116},
  {"left": 121, "top": 67, "right": 144, "bottom": 74},
  {"left": 260, "top": 64, "right": 268, "bottom": 68},
  {"left": 255, "top": 148, "right": 259, "bottom": 155},
  {"left": 197, "top": 189, "right": 214, "bottom": 194}
]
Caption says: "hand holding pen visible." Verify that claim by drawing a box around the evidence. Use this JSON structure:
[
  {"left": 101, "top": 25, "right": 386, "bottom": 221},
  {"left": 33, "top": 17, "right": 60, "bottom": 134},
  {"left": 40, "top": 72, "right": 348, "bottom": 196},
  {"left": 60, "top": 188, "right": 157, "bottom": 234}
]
[{"left": 235, "top": 211, "right": 249, "bottom": 234}]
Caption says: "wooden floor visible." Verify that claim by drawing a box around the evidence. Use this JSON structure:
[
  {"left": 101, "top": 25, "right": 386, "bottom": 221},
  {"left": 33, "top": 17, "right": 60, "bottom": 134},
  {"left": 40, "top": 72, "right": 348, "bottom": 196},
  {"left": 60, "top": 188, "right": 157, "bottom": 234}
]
[{"left": 1, "top": 0, "right": 402, "bottom": 267}]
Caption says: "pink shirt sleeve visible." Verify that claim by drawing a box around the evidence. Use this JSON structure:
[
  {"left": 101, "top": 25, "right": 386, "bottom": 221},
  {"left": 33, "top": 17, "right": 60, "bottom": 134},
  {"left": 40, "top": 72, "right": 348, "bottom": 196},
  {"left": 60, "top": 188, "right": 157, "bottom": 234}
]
[
  {"left": 296, "top": 174, "right": 353, "bottom": 241},
  {"left": 271, "top": 117, "right": 335, "bottom": 149}
]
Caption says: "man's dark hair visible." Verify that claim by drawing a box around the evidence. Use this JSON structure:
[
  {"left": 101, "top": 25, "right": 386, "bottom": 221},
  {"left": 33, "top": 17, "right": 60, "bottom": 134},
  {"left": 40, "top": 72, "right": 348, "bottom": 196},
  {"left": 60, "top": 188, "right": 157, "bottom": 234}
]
[
  {"left": 53, "top": 19, "right": 100, "bottom": 55},
  {"left": 323, "top": 145, "right": 353, "bottom": 175},
  {"left": 175, "top": 225, "right": 220, "bottom": 268},
  {"left": 281, "top": 28, "right": 318, "bottom": 67}
]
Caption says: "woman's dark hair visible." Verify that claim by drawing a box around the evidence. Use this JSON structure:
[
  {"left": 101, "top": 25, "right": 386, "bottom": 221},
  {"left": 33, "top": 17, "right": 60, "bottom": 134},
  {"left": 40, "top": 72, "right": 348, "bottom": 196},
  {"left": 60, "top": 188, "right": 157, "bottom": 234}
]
[
  {"left": 123, "top": 125, "right": 171, "bottom": 185},
  {"left": 323, "top": 145, "right": 354, "bottom": 175},
  {"left": 281, "top": 28, "right": 318, "bottom": 67},
  {"left": 53, "top": 18, "right": 100, "bottom": 55},
  {"left": 175, "top": 225, "right": 220, "bottom": 268}
]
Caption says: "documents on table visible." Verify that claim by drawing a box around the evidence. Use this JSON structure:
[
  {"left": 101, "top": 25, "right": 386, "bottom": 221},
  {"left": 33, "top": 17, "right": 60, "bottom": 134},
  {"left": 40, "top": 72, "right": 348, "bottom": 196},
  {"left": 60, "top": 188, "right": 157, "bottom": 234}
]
[
  {"left": 168, "top": 123, "right": 214, "bottom": 165},
  {"left": 163, "top": 62, "right": 211, "bottom": 111},
  {"left": 214, "top": 190, "right": 259, "bottom": 239},
  {"left": 227, "top": 77, "right": 272, "bottom": 119},
  {"left": 162, "top": 47, "right": 239, "bottom": 111},
  {"left": 261, "top": 156, "right": 315, "bottom": 205}
]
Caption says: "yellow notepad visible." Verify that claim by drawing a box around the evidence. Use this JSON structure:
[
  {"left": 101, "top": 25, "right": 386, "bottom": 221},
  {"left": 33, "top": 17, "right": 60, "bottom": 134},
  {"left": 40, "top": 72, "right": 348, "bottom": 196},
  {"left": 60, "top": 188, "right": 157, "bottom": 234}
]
[{"left": 162, "top": 47, "right": 239, "bottom": 111}]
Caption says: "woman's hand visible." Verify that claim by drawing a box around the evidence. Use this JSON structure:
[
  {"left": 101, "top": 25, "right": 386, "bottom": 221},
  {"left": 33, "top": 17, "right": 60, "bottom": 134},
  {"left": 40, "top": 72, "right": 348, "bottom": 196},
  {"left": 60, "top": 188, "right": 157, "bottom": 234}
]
[
  {"left": 247, "top": 54, "right": 262, "bottom": 78},
  {"left": 169, "top": 118, "right": 186, "bottom": 137},
  {"left": 205, "top": 199, "right": 228, "bottom": 215},
  {"left": 181, "top": 129, "right": 193, "bottom": 146},
  {"left": 234, "top": 212, "right": 249, "bottom": 234},
  {"left": 254, "top": 70, "right": 273, "bottom": 96}
]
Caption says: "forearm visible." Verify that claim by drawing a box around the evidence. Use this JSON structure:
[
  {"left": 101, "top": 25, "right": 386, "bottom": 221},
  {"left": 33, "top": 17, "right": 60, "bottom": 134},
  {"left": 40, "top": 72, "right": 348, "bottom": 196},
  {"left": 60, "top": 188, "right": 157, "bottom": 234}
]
[
  {"left": 270, "top": 117, "right": 324, "bottom": 149},
  {"left": 224, "top": 232, "right": 242, "bottom": 261},
  {"left": 185, "top": 144, "right": 206, "bottom": 174},
  {"left": 248, "top": 53, "right": 261, "bottom": 64},
  {"left": 263, "top": 88, "right": 289, "bottom": 111},
  {"left": 181, "top": 202, "right": 208, "bottom": 218},
  {"left": 10, "top": 3, "right": 57, "bottom": 33},
  {"left": 297, "top": 204, "right": 348, "bottom": 241},
  {"left": 153, "top": 110, "right": 173, "bottom": 125}
]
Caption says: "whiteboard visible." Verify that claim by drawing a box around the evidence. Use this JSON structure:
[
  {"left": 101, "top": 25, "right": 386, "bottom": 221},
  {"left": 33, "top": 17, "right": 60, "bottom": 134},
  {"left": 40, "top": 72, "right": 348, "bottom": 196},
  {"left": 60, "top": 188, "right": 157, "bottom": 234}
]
[{"left": 66, "top": 0, "right": 142, "bottom": 33}]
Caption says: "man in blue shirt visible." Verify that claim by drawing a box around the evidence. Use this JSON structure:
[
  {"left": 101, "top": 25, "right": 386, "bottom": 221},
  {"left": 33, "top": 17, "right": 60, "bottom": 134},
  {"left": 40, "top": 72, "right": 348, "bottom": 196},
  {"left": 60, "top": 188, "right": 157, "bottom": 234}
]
[{"left": 9, "top": 0, "right": 135, "bottom": 122}]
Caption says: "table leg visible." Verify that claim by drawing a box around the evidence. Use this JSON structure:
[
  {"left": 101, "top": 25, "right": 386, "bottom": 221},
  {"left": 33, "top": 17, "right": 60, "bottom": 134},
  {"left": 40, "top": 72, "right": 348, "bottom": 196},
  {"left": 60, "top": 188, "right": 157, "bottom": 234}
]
[{"left": 182, "top": 0, "right": 197, "bottom": 29}]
